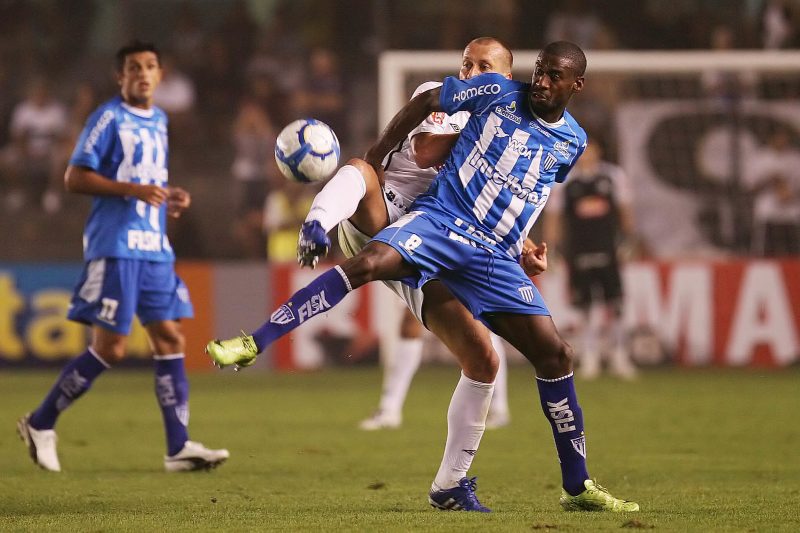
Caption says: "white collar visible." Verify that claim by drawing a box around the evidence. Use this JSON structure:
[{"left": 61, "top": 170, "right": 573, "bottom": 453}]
[{"left": 121, "top": 101, "right": 155, "bottom": 118}]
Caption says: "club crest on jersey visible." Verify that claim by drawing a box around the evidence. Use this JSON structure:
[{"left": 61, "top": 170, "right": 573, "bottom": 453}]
[
  {"left": 553, "top": 140, "right": 571, "bottom": 158},
  {"left": 270, "top": 304, "right": 295, "bottom": 325},
  {"left": 543, "top": 152, "right": 559, "bottom": 171},
  {"left": 431, "top": 112, "right": 445, "bottom": 125},
  {"left": 570, "top": 435, "right": 586, "bottom": 458},
  {"left": 495, "top": 102, "right": 521, "bottom": 124}
]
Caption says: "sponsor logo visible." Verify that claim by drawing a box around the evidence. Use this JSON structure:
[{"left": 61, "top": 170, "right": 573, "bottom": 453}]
[
  {"left": 449, "top": 123, "right": 461, "bottom": 132},
  {"left": 399, "top": 234, "right": 423, "bottom": 254},
  {"left": 543, "top": 152, "right": 558, "bottom": 171},
  {"left": 59, "top": 370, "right": 89, "bottom": 398},
  {"left": 571, "top": 435, "right": 586, "bottom": 458},
  {"left": 466, "top": 150, "right": 543, "bottom": 205},
  {"left": 494, "top": 125, "right": 509, "bottom": 138},
  {"left": 495, "top": 102, "right": 522, "bottom": 124},
  {"left": 452, "top": 83, "right": 501, "bottom": 103},
  {"left": 83, "top": 110, "right": 115, "bottom": 154},
  {"left": 454, "top": 218, "right": 498, "bottom": 246},
  {"left": 298, "top": 291, "right": 331, "bottom": 323},
  {"left": 553, "top": 140, "right": 571, "bottom": 158},
  {"left": 128, "top": 230, "right": 163, "bottom": 252},
  {"left": 462, "top": 449, "right": 477, "bottom": 456},
  {"left": 155, "top": 375, "right": 177, "bottom": 406},
  {"left": 117, "top": 162, "right": 168, "bottom": 184},
  {"left": 508, "top": 137, "right": 533, "bottom": 159},
  {"left": 547, "top": 397, "right": 577, "bottom": 433},
  {"left": 529, "top": 121, "right": 552, "bottom": 138},
  {"left": 270, "top": 304, "right": 295, "bottom": 325},
  {"left": 518, "top": 285, "right": 535, "bottom": 303},
  {"left": 448, "top": 231, "right": 477, "bottom": 247}
]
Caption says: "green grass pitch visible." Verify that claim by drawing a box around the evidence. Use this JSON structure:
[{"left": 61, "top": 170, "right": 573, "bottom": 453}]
[{"left": 1, "top": 367, "right": 798, "bottom": 531}]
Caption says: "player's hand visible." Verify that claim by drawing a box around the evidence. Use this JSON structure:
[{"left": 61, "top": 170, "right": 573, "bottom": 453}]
[
  {"left": 520, "top": 240, "right": 548, "bottom": 276},
  {"left": 166, "top": 186, "right": 191, "bottom": 218},
  {"left": 135, "top": 184, "right": 169, "bottom": 207}
]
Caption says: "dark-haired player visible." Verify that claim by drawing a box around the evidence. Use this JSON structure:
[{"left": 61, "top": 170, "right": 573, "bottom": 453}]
[{"left": 18, "top": 41, "right": 228, "bottom": 473}]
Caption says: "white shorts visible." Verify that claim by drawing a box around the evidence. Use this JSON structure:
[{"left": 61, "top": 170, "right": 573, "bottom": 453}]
[{"left": 337, "top": 187, "right": 426, "bottom": 324}]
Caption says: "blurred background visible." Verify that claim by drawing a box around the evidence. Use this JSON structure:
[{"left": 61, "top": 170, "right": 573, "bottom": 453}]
[{"left": 1, "top": 0, "right": 799, "bottom": 371}]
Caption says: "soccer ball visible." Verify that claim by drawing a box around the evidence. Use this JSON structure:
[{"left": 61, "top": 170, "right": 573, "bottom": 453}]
[{"left": 274, "top": 118, "right": 340, "bottom": 183}]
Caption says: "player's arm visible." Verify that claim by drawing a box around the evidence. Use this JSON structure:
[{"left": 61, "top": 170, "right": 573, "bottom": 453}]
[
  {"left": 364, "top": 87, "right": 442, "bottom": 171},
  {"left": 410, "top": 132, "right": 460, "bottom": 169},
  {"left": 64, "top": 165, "right": 168, "bottom": 207}
]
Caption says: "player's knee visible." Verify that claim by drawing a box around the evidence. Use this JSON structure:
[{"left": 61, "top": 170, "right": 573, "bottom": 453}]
[
  {"left": 534, "top": 340, "right": 574, "bottom": 379},
  {"left": 462, "top": 344, "right": 499, "bottom": 383},
  {"left": 92, "top": 341, "right": 126, "bottom": 365}
]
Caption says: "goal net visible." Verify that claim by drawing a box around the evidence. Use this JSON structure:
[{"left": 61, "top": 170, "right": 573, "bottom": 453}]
[{"left": 378, "top": 50, "right": 800, "bottom": 258}]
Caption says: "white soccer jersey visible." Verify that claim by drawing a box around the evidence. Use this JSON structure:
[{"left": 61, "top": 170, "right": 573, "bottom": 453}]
[{"left": 381, "top": 81, "right": 470, "bottom": 214}]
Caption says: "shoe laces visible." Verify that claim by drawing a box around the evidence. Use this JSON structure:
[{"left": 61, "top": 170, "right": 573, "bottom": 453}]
[
  {"left": 458, "top": 476, "right": 483, "bottom": 506},
  {"left": 238, "top": 331, "right": 255, "bottom": 352}
]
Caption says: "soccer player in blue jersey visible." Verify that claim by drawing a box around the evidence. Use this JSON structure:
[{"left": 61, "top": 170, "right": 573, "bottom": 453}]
[
  {"left": 17, "top": 41, "right": 228, "bottom": 473},
  {"left": 209, "top": 41, "right": 638, "bottom": 512}
]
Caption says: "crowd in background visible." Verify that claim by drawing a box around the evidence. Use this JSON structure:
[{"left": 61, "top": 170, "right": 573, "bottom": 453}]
[{"left": 0, "top": 0, "right": 799, "bottom": 261}]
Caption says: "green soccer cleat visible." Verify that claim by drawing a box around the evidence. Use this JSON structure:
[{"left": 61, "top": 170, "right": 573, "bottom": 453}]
[
  {"left": 560, "top": 480, "right": 640, "bottom": 512},
  {"left": 205, "top": 333, "right": 259, "bottom": 370}
]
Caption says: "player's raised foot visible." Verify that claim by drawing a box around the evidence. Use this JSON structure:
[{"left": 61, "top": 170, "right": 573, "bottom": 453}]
[
  {"left": 205, "top": 333, "right": 258, "bottom": 370},
  {"left": 297, "top": 220, "right": 331, "bottom": 269},
  {"left": 164, "top": 440, "right": 229, "bottom": 472},
  {"left": 485, "top": 410, "right": 510, "bottom": 430},
  {"left": 429, "top": 476, "right": 491, "bottom": 512},
  {"left": 358, "top": 410, "right": 402, "bottom": 431},
  {"left": 560, "top": 479, "right": 639, "bottom": 512},
  {"left": 17, "top": 414, "right": 61, "bottom": 472}
]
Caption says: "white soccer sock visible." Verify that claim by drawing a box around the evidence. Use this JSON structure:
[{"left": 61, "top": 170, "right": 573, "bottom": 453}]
[
  {"left": 432, "top": 372, "right": 494, "bottom": 490},
  {"left": 488, "top": 333, "right": 509, "bottom": 417},
  {"left": 580, "top": 308, "right": 601, "bottom": 376},
  {"left": 378, "top": 338, "right": 424, "bottom": 415},
  {"left": 305, "top": 165, "right": 367, "bottom": 232}
]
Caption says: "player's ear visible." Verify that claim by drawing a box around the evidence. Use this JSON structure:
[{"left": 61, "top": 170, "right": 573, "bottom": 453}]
[{"left": 572, "top": 76, "right": 584, "bottom": 94}]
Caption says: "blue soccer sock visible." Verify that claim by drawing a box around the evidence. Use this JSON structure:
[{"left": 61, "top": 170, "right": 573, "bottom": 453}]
[
  {"left": 154, "top": 354, "right": 190, "bottom": 456},
  {"left": 251, "top": 265, "right": 352, "bottom": 352},
  {"left": 536, "top": 372, "right": 590, "bottom": 496},
  {"left": 29, "top": 348, "right": 110, "bottom": 430}
]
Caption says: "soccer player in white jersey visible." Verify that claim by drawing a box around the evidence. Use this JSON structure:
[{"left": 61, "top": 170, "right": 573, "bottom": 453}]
[
  {"left": 17, "top": 41, "right": 228, "bottom": 473},
  {"left": 208, "top": 41, "right": 638, "bottom": 513},
  {"left": 295, "top": 38, "right": 543, "bottom": 431}
]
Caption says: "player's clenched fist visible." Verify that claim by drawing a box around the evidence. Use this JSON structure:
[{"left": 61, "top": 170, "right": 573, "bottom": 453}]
[
  {"left": 520, "top": 239, "right": 548, "bottom": 277},
  {"left": 166, "top": 186, "right": 191, "bottom": 218},
  {"left": 135, "top": 184, "right": 169, "bottom": 207}
]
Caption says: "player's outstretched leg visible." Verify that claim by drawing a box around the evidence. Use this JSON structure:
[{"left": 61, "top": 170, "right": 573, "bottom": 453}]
[{"left": 206, "top": 265, "right": 354, "bottom": 368}]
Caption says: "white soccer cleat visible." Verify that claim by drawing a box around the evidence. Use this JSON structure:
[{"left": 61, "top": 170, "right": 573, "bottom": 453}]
[
  {"left": 164, "top": 440, "right": 230, "bottom": 472},
  {"left": 358, "top": 410, "right": 402, "bottom": 431},
  {"left": 17, "top": 414, "right": 61, "bottom": 472}
]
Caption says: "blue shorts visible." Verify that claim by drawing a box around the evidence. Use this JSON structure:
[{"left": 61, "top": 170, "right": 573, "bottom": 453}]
[
  {"left": 371, "top": 211, "right": 549, "bottom": 322},
  {"left": 68, "top": 258, "right": 194, "bottom": 334}
]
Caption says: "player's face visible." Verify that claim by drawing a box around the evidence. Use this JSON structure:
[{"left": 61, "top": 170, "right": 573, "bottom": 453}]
[
  {"left": 459, "top": 42, "right": 512, "bottom": 80},
  {"left": 118, "top": 51, "right": 162, "bottom": 109},
  {"left": 530, "top": 53, "right": 584, "bottom": 120}
]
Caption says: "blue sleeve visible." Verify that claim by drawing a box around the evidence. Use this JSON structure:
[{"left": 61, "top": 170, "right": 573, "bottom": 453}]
[
  {"left": 69, "top": 107, "right": 117, "bottom": 171},
  {"left": 440, "top": 73, "right": 516, "bottom": 115}
]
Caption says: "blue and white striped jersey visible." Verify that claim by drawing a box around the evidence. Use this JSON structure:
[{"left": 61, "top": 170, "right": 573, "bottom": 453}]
[
  {"left": 411, "top": 73, "right": 587, "bottom": 259},
  {"left": 69, "top": 96, "right": 174, "bottom": 262}
]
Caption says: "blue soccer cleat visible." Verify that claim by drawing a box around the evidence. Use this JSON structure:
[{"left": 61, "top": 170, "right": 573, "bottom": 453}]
[
  {"left": 297, "top": 220, "right": 331, "bottom": 269},
  {"left": 428, "top": 476, "right": 491, "bottom": 512}
]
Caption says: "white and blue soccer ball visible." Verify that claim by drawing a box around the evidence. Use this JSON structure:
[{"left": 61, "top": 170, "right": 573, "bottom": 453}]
[{"left": 274, "top": 118, "right": 340, "bottom": 183}]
